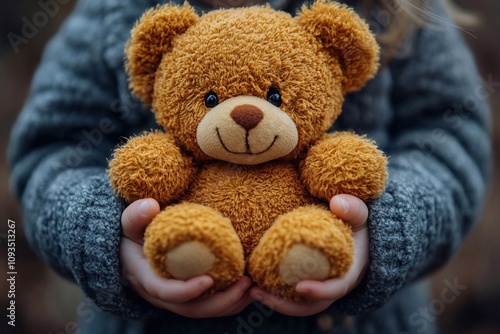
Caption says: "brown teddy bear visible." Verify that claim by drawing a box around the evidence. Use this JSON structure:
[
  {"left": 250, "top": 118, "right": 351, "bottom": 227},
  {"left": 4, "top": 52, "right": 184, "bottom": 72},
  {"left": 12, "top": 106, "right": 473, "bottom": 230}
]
[{"left": 108, "top": 0, "right": 388, "bottom": 301}]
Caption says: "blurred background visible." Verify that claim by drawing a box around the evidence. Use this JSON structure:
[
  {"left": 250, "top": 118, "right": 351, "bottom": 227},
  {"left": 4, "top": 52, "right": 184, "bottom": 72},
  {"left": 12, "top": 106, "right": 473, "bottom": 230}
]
[{"left": 0, "top": 0, "right": 498, "bottom": 333}]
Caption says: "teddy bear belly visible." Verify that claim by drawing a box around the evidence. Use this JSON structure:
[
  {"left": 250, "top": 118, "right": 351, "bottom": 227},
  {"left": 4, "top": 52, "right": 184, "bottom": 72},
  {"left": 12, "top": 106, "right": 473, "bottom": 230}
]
[{"left": 182, "top": 161, "right": 320, "bottom": 258}]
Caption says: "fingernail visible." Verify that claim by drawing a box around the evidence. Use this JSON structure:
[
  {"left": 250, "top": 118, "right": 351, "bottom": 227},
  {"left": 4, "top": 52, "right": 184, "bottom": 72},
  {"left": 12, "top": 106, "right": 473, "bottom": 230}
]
[
  {"left": 139, "top": 200, "right": 150, "bottom": 216},
  {"left": 334, "top": 197, "right": 349, "bottom": 213}
]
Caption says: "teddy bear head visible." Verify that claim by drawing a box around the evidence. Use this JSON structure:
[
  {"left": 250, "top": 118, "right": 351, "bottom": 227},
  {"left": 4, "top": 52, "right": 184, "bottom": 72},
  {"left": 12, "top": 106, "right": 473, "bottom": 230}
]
[{"left": 126, "top": 1, "right": 379, "bottom": 165}]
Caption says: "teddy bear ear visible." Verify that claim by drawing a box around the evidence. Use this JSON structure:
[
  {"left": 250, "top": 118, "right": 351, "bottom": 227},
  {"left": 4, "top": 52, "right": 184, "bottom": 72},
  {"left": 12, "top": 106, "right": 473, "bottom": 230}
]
[
  {"left": 295, "top": 1, "right": 379, "bottom": 93},
  {"left": 126, "top": 3, "right": 199, "bottom": 105}
]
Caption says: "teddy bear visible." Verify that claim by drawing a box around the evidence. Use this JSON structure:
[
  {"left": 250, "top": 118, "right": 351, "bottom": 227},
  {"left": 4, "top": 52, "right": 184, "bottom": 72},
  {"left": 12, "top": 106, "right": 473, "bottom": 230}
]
[{"left": 108, "top": 0, "right": 388, "bottom": 301}]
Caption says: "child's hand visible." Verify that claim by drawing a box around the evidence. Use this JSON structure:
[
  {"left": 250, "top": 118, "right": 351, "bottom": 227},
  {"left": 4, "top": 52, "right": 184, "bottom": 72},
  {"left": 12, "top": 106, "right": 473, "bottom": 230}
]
[
  {"left": 249, "top": 194, "right": 369, "bottom": 316},
  {"left": 120, "top": 199, "right": 253, "bottom": 318}
]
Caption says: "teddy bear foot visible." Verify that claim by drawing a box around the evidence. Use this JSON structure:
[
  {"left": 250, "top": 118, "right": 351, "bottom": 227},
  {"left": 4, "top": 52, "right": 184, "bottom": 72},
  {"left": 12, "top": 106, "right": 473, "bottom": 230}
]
[
  {"left": 249, "top": 205, "right": 354, "bottom": 301},
  {"left": 144, "top": 203, "right": 245, "bottom": 293}
]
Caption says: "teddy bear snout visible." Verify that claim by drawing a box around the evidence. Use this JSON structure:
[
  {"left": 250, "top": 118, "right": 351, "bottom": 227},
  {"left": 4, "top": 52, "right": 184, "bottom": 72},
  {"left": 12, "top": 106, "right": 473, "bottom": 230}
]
[
  {"left": 196, "top": 96, "right": 298, "bottom": 165},
  {"left": 230, "top": 105, "right": 264, "bottom": 131}
]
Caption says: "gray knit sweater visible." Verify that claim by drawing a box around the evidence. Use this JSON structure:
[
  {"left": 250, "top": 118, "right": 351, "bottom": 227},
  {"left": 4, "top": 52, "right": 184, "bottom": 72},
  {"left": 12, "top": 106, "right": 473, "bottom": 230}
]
[{"left": 8, "top": 0, "right": 491, "bottom": 333}]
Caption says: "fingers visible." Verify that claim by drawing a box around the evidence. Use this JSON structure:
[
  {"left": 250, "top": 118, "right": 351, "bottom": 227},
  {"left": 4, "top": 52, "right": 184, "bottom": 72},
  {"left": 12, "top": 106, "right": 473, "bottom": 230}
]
[
  {"left": 249, "top": 287, "right": 332, "bottom": 317},
  {"left": 166, "top": 277, "right": 253, "bottom": 318},
  {"left": 330, "top": 194, "right": 368, "bottom": 230},
  {"left": 121, "top": 198, "right": 160, "bottom": 243},
  {"left": 140, "top": 276, "right": 253, "bottom": 318}
]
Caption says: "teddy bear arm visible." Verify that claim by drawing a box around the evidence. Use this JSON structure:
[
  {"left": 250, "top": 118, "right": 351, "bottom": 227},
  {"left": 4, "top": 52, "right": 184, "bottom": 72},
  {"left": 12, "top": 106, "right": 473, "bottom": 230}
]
[
  {"left": 108, "top": 131, "right": 196, "bottom": 205},
  {"left": 299, "top": 132, "right": 388, "bottom": 202}
]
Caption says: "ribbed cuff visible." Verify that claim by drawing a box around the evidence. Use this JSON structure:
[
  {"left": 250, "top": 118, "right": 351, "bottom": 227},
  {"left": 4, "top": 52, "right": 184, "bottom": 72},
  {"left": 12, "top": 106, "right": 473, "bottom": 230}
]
[{"left": 61, "top": 171, "right": 162, "bottom": 318}]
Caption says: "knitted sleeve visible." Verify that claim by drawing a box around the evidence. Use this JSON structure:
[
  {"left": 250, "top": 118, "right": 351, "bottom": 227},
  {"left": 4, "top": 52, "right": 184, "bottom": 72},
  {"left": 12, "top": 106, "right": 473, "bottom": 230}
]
[
  {"left": 8, "top": 0, "right": 161, "bottom": 319},
  {"left": 333, "top": 1, "right": 492, "bottom": 314}
]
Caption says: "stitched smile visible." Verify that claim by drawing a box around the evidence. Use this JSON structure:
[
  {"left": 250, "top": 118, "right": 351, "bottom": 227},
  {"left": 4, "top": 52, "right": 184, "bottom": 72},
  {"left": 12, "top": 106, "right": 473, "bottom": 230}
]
[{"left": 216, "top": 128, "right": 278, "bottom": 155}]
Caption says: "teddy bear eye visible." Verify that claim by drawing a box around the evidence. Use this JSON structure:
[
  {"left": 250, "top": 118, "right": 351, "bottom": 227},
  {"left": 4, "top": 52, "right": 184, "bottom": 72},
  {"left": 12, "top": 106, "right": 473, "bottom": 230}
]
[
  {"left": 204, "top": 91, "right": 219, "bottom": 108},
  {"left": 266, "top": 87, "right": 282, "bottom": 107}
]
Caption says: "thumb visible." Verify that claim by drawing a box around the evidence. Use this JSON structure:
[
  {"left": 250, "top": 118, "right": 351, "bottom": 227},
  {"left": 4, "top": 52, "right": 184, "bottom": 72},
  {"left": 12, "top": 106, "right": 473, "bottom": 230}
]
[
  {"left": 121, "top": 198, "right": 160, "bottom": 244},
  {"left": 330, "top": 194, "right": 368, "bottom": 230}
]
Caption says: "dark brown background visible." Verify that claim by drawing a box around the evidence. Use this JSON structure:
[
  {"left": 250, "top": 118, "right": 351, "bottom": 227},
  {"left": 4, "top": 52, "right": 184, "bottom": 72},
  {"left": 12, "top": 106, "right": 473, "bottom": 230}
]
[{"left": 1, "top": 1, "right": 499, "bottom": 333}]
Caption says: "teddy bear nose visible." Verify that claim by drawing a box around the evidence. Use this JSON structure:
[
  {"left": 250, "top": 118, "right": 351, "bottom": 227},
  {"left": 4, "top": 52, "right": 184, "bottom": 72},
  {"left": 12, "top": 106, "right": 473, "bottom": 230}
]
[{"left": 230, "top": 105, "right": 264, "bottom": 131}]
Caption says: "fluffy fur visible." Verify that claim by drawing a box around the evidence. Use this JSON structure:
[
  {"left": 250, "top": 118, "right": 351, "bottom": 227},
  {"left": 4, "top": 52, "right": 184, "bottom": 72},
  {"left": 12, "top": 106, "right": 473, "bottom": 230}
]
[{"left": 108, "top": 1, "right": 387, "bottom": 301}]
